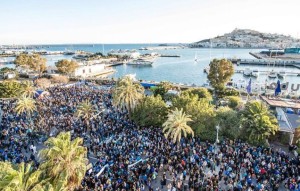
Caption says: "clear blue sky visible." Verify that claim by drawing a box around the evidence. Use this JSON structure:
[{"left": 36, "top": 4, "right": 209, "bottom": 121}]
[{"left": 0, "top": 0, "right": 299, "bottom": 44}]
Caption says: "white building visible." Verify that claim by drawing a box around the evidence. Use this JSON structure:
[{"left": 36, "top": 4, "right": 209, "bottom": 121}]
[{"left": 47, "top": 62, "right": 114, "bottom": 77}]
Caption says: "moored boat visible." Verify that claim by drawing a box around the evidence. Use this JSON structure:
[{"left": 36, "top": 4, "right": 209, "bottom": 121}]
[
  {"left": 127, "top": 59, "right": 153, "bottom": 66},
  {"left": 277, "top": 71, "right": 286, "bottom": 78},
  {"left": 268, "top": 71, "right": 277, "bottom": 78},
  {"left": 243, "top": 68, "right": 252, "bottom": 77},
  {"left": 251, "top": 69, "right": 259, "bottom": 78}
]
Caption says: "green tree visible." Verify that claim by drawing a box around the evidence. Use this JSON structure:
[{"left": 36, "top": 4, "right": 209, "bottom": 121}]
[
  {"left": 0, "top": 80, "right": 22, "bottom": 98},
  {"left": 223, "top": 96, "right": 242, "bottom": 109},
  {"left": 163, "top": 108, "right": 194, "bottom": 143},
  {"left": 241, "top": 101, "right": 278, "bottom": 144},
  {"left": 14, "top": 54, "right": 47, "bottom": 75},
  {"left": 0, "top": 162, "right": 47, "bottom": 191},
  {"left": 207, "top": 59, "right": 234, "bottom": 97},
  {"left": 216, "top": 106, "right": 241, "bottom": 140},
  {"left": 39, "top": 132, "right": 89, "bottom": 191},
  {"left": 132, "top": 95, "right": 168, "bottom": 127},
  {"left": 55, "top": 59, "right": 79, "bottom": 75},
  {"left": 20, "top": 81, "right": 36, "bottom": 97},
  {"left": 75, "top": 100, "right": 97, "bottom": 130},
  {"left": 0, "top": 67, "right": 18, "bottom": 79},
  {"left": 15, "top": 96, "right": 36, "bottom": 115},
  {"left": 112, "top": 76, "right": 144, "bottom": 114},
  {"left": 181, "top": 87, "right": 212, "bottom": 101},
  {"left": 0, "top": 67, "right": 16, "bottom": 74},
  {"left": 172, "top": 93, "right": 215, "bottom": 140},
  {"left": 153, "top": 81, "right": 173, "bottom": 98}
]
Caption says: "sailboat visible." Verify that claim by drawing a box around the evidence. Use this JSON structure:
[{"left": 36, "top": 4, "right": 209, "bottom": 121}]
[
  {"left": 278, "top": 61, "right": 286, "bottom": 79},
  {"left": 194, "top": 52, "right": 198, "bottom": 62},
  {"left": 268, "top": 58, "right": 277, "bottom": 78}
]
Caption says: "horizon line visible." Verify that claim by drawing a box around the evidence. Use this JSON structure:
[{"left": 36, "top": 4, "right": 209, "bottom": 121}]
[{"left": 0, "top": 42, "right": 189, "bottom": 46}]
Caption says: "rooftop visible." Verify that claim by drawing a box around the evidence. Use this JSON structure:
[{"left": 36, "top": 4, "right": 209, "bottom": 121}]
[{"left": 261, "top": 96, "right": 300, "bottom": 110}]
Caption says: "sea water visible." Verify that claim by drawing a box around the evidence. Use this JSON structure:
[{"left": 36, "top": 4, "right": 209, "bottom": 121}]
[{"left": 1, "top": 44, "right": 300, "bottom": 86}]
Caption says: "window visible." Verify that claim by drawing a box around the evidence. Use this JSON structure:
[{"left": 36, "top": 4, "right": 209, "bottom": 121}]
[
  {"left": 82, "top": 69, "right": 85, "bottom": 74},
  {"left": 89, "top": 68, "right": 91, "bottom": 73}
]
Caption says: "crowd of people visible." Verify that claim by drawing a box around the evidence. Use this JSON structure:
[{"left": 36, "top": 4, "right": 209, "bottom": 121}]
[{"left": 1, "top": 82, "right": 300, "bottom": 191}]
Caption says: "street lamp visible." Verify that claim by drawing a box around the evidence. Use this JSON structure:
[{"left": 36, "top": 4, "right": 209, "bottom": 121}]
[{"left": 215, "top": 124, "right": 220, "bottom": 144}]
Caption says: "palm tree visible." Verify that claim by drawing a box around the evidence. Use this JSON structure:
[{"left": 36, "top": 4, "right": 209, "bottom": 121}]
[
  {"left": 0, "top": 162, "right": 47, "bottom": 191},
  {"left": 75, "top": 100, "right": 97, "bottom": 130},
  {"left": 112, "top": 76, "right": 144, "bottom": 114},
  {"left": 0, "top": 80, "right": 22, "bottom": 98},
  {"left": 15, "top": 96, "right": 36, "bottom": 116},
  {"left": 241, "top": 101, "right": 278, "bottom": 143},
  {"left": 162, "top": 108, "right": 194, "bottom": 143},
  {"left": 20, "top": 80, "right": 36, "bottom": 97},
  {"left": 39, "top": 131, "right": 89, "bottom": 191}
]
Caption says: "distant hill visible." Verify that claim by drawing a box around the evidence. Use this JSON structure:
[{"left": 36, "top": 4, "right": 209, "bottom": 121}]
[{"left": 190, "top": 28, "right": 300, "bottom": 48}]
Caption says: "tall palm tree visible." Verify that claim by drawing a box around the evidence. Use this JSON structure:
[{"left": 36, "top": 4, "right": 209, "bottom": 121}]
[
  {"left": 39, "top": 131, "right": 89, "bottom": 191},
  {"left": 163, "top": 108, "right": 194, "bottom": 143},
  {"left": 75, "top": 100, "right": 97, "bottom": 130},
  {"left": 0, "top": 162, "right": 47, "bottom": 191},
  {"left": 112, "top": 76, "right": 144, "bottom": 114},
  {"left": 15, "top": 96, "right": 36, "bottom": 115},
  {"left": 20, "top": 80, "right": 36, "bottom": 97},
  {"left": 241, "top": 101, "right": 278, "bottom": 143}
]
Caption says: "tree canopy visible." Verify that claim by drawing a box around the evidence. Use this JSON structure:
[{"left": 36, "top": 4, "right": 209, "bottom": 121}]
[
  {"left": 0, "top": 80, "right": 23, "bottom": 98},
  {"left": 223, "top": 96, "right": 242, "bottom": 109},
  {"left": 163, "top": 108, "right": 194, "bottom": 143},
  {"left": 181, "top": 87, "right": 212, "bottom": 101},
  {"left": 207, "top": 59, "right": 234, "bottom": 93},
  {"left": 55, "top": 59, "right": 79, "bottom": 74},
  {"left": 131, "top": 95, "right": 168, "bottom": 127},
  {"left": 152, "top": 81, "right": 173, "bottom": 98},
  {"left": 241, "top": 100, "right": 278, "bottom": 145},
  {"left": 172, "top": 93, "right": 215, "bottom": 140},
  {"left": 112, "top": 76, "right": 144, "bottom": 114},
  {"left": 14, "top": 54, "right": 47, "bottom": 74},
  {"left": 216, "top": 106, "right": 241, "bottom": 140}
]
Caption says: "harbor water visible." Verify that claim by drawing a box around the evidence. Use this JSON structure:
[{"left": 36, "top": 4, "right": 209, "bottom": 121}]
[{"left": 1, "top": 44, "right": 300, "bottom": 87}]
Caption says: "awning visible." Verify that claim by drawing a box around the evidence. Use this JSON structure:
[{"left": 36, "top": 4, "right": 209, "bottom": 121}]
[{"left": 140, "top": 82, "right": 156, "bottom": 88}]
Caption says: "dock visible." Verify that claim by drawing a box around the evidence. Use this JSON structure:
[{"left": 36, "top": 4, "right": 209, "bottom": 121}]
[
  {"left": 228, "top": 58, "right": 300, "bottom": 69},
  {"left": 106, "top": 62, "right": 124, "bottom": 67},
  {"left": 159, "top": 54, "right": 181, "bottom": 58}
]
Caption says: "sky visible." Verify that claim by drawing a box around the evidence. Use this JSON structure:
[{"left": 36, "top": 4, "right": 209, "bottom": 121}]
[{"left": 0, "top": 0, "right": 299, "bottom": 44}]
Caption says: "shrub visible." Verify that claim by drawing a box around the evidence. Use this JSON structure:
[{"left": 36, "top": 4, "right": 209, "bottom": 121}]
[
  {"left": 51, "top": 75, "right": 69, "bottom": 84},
  {"left": 36, "top": 78, "right": 51, "bottom": 89}
]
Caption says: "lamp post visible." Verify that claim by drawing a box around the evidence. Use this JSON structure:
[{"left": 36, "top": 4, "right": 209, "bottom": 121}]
[{"left": 216, "top": 125, "right": 220, "bottom": 144}]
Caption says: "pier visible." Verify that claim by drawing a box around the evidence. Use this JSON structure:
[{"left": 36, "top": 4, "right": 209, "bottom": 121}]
[
  {"left": 105, "top": 62, "right": 125, "bottom": 67},
  {"left": 229, "top": 58, "right": 300, "bottom": 69}
]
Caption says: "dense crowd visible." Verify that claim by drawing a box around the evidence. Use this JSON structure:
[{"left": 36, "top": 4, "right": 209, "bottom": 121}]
[{"left": 1, "top": 83, "right": 300, "bottom": 191}]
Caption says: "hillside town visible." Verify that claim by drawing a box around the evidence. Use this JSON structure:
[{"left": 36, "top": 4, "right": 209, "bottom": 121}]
[{"left": 190, "top": 28, "right": 300, "bottom": 48}]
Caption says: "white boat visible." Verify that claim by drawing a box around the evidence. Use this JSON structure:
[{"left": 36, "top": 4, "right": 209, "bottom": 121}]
[
  {"left": 194, "top": 52, "right": 198, "bottom": 62},
  {"left": 268, "top": 71, "right": 277, "bottom": 78},
  {"left": 127, "top": 59, "right": 153, "bottom": 66},
  {"left": 251, "top": 69, "right": 259, "bottom": 78},
  {"left": 277, "top": 71, "right": 286, "bottom": 78},
  {"left": 243, "top": 68, "right": 252, "bottom": 77}
]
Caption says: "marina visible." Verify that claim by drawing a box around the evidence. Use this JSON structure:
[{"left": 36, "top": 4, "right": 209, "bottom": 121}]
[
  {"left": 1, "top": 45, "right": 300, "bottom": 87},
  {"left": 229, "top": 58, "right": 300, "bottom": 69}
]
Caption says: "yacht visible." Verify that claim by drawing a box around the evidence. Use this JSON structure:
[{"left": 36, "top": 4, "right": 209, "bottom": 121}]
[
  {"left": 277, "top": 71, "right": 286, "bottom": 79},
  {"left": 251, "top": 69, "right": 259, "bottom": 78},
  {"left": 243, "top": 68, "right": 252, "bottom": 77},
  {"left": 127, "top": 59, "right": 153, "bottom": 66},
  {"left": 268, "top": 71, "right": 277, "bottom": 78}
]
